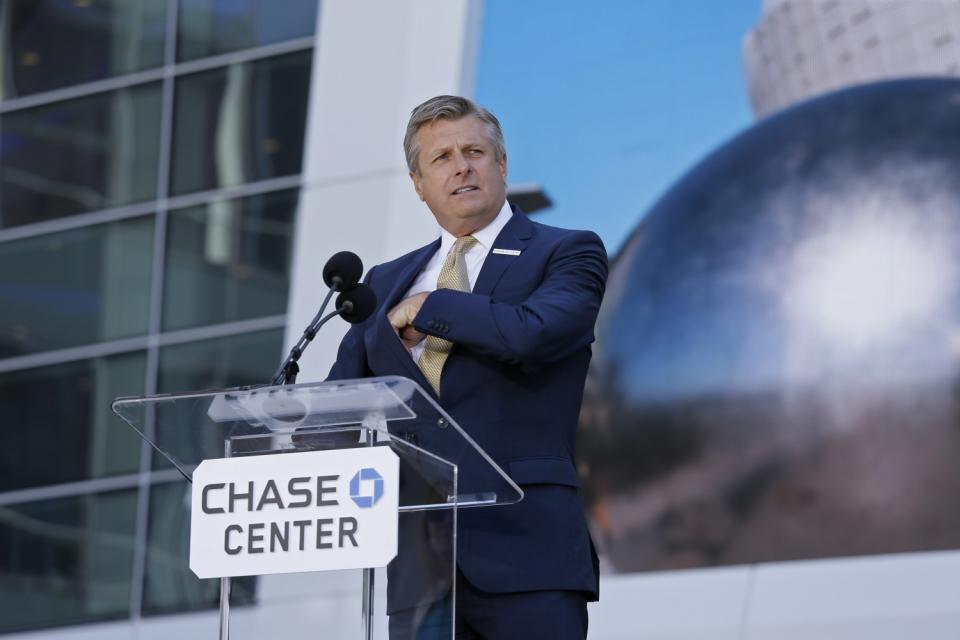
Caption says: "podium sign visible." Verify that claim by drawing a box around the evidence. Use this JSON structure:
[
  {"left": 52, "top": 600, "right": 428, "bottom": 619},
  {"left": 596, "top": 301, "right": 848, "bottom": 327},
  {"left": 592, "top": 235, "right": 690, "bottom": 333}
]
[{"left": 190, "top": 448, "right": 399, "bottom": 579}]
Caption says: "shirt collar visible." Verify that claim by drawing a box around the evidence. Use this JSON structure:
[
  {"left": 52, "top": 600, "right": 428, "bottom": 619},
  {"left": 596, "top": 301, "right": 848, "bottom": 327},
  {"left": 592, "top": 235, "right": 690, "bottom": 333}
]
[{"left": 437, "top": 199, "right": 512, "bottom": 257}]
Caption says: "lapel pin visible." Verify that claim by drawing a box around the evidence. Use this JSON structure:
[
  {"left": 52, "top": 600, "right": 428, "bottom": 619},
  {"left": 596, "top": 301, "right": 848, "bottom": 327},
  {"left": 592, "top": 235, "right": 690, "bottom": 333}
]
[{"left": 492, "top": 248, "right": 521, "bottom": 256}]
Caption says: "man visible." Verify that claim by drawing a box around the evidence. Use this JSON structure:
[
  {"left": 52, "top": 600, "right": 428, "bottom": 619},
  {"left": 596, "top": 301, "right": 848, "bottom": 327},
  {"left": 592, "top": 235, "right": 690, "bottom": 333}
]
[{"left": 327, "top": 95, "right": 606, "bottom": 639}]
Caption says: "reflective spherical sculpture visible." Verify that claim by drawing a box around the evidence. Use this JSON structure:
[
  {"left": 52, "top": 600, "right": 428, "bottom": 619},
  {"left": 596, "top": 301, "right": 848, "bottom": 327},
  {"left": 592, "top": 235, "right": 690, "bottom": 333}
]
[{"left": 580, "top": 79, "right": 960, "bottom": 573}]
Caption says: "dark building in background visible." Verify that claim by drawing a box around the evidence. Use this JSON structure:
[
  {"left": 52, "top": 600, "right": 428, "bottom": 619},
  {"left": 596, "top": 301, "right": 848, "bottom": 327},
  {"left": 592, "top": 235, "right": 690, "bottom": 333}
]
[{"left": 0, "top": 0, "right": 317, "bottom": 633}]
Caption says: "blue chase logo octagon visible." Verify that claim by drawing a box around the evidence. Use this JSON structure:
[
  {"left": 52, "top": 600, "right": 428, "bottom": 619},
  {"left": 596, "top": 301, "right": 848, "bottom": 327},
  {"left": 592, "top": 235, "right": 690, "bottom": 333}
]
[{"left": 349, "top": 467, "right": 384, "bottom": 508}]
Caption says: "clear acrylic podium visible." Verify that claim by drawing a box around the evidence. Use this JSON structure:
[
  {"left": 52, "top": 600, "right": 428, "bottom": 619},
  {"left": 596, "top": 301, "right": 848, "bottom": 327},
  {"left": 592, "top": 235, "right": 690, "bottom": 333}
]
[{"left": 112, "top": 376, "right": 522, "bottom": 640}]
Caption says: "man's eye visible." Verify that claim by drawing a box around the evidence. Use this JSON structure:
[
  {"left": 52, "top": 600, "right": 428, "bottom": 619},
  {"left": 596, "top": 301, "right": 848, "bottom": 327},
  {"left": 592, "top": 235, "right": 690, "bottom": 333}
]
[{"left": 434, "top": 153, "right": 447, "bottom": 162}]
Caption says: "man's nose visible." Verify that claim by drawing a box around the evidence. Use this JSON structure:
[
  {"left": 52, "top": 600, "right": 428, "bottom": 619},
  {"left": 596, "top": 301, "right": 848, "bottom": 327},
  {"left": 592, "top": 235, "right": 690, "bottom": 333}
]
[{"left": 453, "top": 152, "right": 471, "bottom": 175}]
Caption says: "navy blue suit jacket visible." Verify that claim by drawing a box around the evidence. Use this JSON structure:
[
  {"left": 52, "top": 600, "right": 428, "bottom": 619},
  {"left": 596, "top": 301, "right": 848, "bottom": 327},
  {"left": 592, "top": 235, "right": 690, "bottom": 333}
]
[{"left": 327, "top": 208, "right": 606, "bottom": 606}]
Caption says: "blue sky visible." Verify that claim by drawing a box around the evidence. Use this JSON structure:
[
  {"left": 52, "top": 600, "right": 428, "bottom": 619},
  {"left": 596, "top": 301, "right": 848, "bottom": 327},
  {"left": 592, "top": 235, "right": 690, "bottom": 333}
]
[{"left": 475, "top": 0, "right": 761, "bottom": 256}]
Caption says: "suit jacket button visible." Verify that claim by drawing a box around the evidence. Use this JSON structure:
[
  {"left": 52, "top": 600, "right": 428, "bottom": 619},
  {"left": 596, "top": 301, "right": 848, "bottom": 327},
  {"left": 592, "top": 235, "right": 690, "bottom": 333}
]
[{"left": 436, "top": 417, "right": 448, "bottom": 429}]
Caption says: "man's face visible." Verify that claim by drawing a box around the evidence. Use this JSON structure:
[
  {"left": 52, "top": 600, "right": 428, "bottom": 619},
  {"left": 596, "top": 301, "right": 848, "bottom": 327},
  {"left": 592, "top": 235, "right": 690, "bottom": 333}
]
[{"left": 409, "top": 116, "right": 507, "bottom": 236}]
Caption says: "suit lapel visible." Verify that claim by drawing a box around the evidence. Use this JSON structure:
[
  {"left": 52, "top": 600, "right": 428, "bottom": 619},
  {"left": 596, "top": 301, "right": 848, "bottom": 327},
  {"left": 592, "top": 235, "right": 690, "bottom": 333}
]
[
  {"left": 384, "top": 238, "right": 441, "bottom": 309},
  {"left": 367, "top": 239, "right": 440, "bottom": 394},
  {"left": 472, "top": 211, "right": 534, "bottom": 296}
]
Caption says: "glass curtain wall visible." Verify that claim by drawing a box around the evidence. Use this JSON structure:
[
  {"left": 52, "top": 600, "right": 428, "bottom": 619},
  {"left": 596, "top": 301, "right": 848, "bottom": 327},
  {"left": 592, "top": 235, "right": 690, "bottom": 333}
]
[{"left": 0, "top": 0, "right": 318, "bottom": 633}]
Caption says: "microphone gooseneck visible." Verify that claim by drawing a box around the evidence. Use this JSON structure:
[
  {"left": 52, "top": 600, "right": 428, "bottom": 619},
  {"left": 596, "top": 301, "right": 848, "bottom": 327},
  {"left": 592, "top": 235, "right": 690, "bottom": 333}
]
[{"left": 272, "top": 252, "right": 374, "bottom": 385}]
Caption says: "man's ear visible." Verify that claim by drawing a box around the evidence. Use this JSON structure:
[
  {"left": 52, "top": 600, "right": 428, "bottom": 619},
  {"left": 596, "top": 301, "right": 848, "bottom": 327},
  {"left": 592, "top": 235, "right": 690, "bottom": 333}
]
[
  {"left": 499, "top": 152, "right": 508, "bottom": 181},
  {"left": 409, "top": 170, "right": 425, "bottom": 201}
]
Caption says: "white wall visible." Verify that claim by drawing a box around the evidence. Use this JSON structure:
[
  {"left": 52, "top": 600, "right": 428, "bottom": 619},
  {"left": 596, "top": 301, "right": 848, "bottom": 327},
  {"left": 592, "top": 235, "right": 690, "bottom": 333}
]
[
  {"left": 589, "top": 550, "right": 960, "bottom": 639},
  {"left": 12, "top": 550, "right": 960, "bottom": 639}
]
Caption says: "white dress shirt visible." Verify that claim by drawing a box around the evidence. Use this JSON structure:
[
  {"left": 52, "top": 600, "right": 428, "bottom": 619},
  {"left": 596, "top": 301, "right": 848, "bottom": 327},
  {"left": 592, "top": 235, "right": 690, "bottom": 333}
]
[{"left": 404, "top": 200, "right": 513, "bottom": 362}]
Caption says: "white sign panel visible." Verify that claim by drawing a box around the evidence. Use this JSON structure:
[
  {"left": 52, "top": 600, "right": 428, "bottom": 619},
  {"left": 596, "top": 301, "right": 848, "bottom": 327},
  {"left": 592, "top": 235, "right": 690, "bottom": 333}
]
[{"left": 190, "top": 447, "right": 399, "bottom": 579}]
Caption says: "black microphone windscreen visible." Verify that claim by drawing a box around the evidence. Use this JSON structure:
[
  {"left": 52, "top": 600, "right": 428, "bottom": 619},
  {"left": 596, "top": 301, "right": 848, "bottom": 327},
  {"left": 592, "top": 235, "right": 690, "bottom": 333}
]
[
  {"left": 336, "top": 284, "right": 377, "bottom": 324},
  {"left": 323, "top": 251, "right": 363, "bottom": 291}
]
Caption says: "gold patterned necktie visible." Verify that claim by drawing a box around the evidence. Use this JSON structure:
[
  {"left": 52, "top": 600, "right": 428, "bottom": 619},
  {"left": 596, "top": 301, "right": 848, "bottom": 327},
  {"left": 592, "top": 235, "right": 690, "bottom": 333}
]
[{"left": 417, "top": 235, "right": 478, "bottom": 394}]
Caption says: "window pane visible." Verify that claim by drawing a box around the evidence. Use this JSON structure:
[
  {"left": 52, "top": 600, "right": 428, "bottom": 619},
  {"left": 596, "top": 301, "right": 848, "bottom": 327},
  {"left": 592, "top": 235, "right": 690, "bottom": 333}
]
[
  {"left": 177, "top": 0, "right": 317, "bottom": 62},
  {"left": 147, "top": 330, "right": 281, "bottom": 613},
  {"left": 0, "top": 489, "right": 137, "bottom": 632},
  {"left": 171, "top": 51, "right": 312, "bottom": 195},
  {"left": 163, "top": 189, "right": 297, "bottom": 331},
  {"left": 142, "top": 481, "right": 255, "bottom": 615},
  {"left": 0, "top": 216, "right": 154, "bottom": 358},
  {"left": 0, "top": 351, "right": 146, "bottom": 492},
  {"left": 157, "top": 329, "right": 283, "bottom": 394},
  {"left": 0, "top": 0, "right": 167, "bottom": 99},
  {"left": 153, "top": 330, "right": 283, "bottom": 469},
  {"left": 0, "top": 83, "right": 162, "bottom": 228}
]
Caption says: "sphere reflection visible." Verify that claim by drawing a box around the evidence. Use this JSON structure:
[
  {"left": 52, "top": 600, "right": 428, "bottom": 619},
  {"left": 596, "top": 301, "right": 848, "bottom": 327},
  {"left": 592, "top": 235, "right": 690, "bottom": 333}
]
[{"left": 580, "top": 79, "right": 960, "bottom": 573}]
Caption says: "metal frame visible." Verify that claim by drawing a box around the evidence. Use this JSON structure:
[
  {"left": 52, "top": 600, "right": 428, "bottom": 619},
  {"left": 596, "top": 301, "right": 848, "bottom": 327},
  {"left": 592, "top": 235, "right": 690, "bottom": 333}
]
[
  {"left": 129, "top": 0, "right": 181, "bottom": 618},
  {"left": 0, "top": 469, "right": 184, "bottom": 507},
  {"left": 0, "top": 37, "right": 314, "bottom": 115}
]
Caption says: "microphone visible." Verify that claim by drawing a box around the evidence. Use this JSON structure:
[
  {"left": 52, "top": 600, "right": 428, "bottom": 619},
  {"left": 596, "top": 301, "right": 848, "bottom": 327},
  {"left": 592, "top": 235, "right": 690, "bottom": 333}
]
[
  {"left": 323, "top": 251, "right": 363, "bottom": 291},
  {"left": 336, "top": 284, "right": 377, "bottom": 324},
  {"left": 271, "top": 252, "right": 375, "bottom": 386}
]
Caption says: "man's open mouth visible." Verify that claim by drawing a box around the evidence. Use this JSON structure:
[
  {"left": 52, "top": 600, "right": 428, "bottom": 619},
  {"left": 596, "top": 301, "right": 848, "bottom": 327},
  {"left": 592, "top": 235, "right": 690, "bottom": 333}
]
[{"left": 451, "top": 186, "right": 478, "bottom": 195}]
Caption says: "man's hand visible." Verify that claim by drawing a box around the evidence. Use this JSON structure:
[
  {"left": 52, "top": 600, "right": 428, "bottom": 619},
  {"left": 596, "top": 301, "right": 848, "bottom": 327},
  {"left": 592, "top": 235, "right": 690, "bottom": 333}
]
[{"left": 388, "top": 292, "right": 429, "bottom": 351}]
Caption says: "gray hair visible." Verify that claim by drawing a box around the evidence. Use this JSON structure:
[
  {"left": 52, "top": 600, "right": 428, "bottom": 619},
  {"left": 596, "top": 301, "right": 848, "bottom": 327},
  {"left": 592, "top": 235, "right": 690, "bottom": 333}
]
[{"left": 403, "top": 95, "right": 506, "bottom": 174}]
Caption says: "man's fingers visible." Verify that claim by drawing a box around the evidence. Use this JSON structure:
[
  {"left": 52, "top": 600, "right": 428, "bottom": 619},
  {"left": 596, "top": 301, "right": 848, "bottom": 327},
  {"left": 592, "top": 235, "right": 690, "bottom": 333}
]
[
  {"left": 400, "top": 325, "right": 426, "bottom": 343},
  {"left": 398, "top": 326, "right": 425, "bottom": 352},
  {"left": 388, "top": 292, "right": 429, "bottom": 333},
  {"left": 387, "top": 303, "right": 413, "bottom": 332}
]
